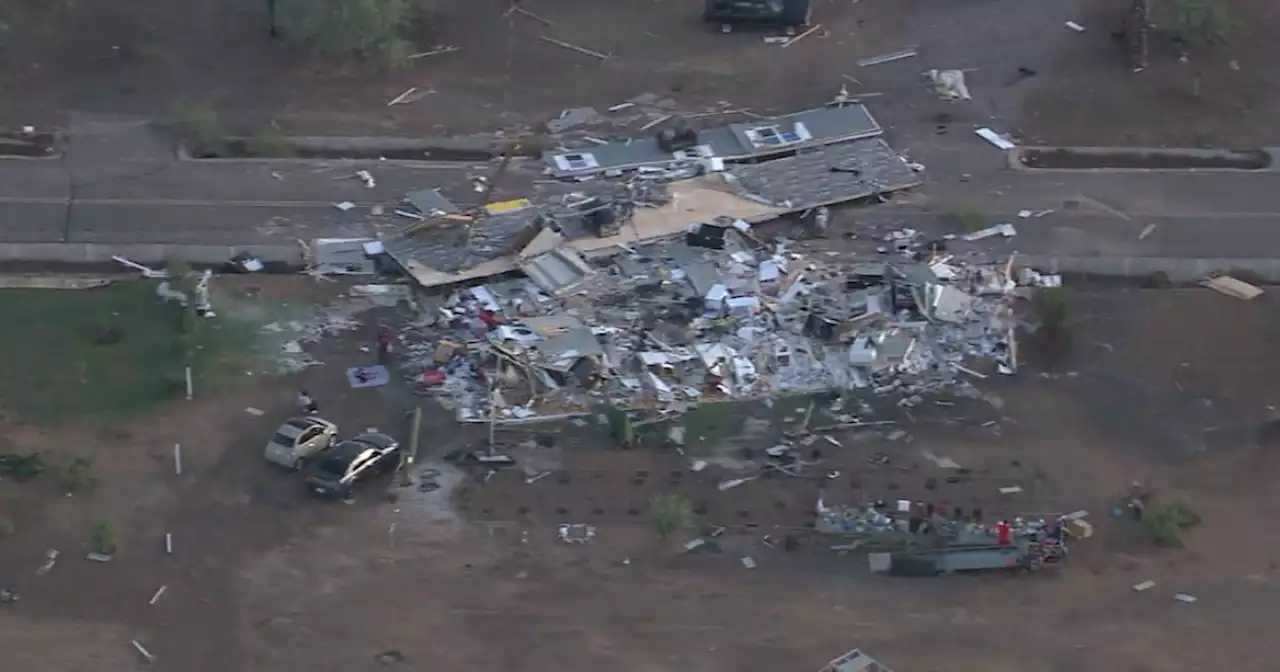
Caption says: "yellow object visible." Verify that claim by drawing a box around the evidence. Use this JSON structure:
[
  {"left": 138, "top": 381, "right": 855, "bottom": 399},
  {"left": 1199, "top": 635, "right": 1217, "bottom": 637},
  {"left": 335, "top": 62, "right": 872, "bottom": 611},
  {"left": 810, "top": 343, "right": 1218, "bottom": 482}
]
[{"left": 484, "top": 198, "right": 531, "bottom": 215}]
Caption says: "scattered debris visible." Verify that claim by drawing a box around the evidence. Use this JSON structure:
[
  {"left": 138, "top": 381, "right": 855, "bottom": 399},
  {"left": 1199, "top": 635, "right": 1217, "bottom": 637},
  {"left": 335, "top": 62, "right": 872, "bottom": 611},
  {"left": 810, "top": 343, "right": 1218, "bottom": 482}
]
[
  {"left": 408, "top": 46, "right": 460, "bottom": 59},
  {"left": 149, "top": 585, "right": 168, "bottom": 605},
  {"left": 333, "top": 201, "right": 356, "bottom": 212},
  {"left": 1137, "top": 223, "right": 1157, "bottom": 240},
  {"left": 112, "top": 256, "right": 168, "bottom": 279},
  {"left": 1174, "top": 592, "right": 1198, "bottom": 603},
  {"left": 539, "top": 36, "right": 609, "bottom": 60},
  {"left": 132, "top": 640, "right": 156, "bottom": 664},
  {"left": 547, "top": 107, "right": 600, "bottom": 134},
  {"left": 557, "top": 523, "right": 596, "bottom": 543},
  {"left": 926, "top": 69, "right": 972, "bottom": 101},
  {"left": 355, "top": 170, "right": 376, "bottom": 189},
  {"left": 1201, "top": 275, "right": 1263, "bottom": 300},
  {"left": 782, "top": 24, "right": 823, "bottom": 48},
  {"left": 35, "top": 549, "right": 58, "bottom": 575},
  {"left": 740, "top": 556, "right": 758, "bottom": 569},
  {"left": 1065, "top": 21, "right": 1086, "bottom": 32},
  {"left": 858, "top": 48, "right": 918, "bottom": 67},
  {"left": 85, "top": 552, "right": 113, "bottom": 563},
  {"left": 962, "top": 223, "right": 1017, "bottom": 241},
  {"left": 974, "top": 128, "right": 1016, "bottom": 150},
  {"left": 998, "top": 485, "right": 1024, "bottom": 494},
  {"left": 1132, "top": 580, "right": 1156, "bottom": 592},
  {"left": 245, "top": 407, "right": 265, "bottom": 416},
  {"left": 387, "top": 87, "right": 429, "bottom": 107}
]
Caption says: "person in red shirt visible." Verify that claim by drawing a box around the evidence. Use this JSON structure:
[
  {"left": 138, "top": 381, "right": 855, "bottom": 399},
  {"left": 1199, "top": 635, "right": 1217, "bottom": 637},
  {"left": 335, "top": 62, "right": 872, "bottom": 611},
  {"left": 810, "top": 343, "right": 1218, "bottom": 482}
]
[{"left": 996, "top": 520, "right": 1012, "bottom": 546}]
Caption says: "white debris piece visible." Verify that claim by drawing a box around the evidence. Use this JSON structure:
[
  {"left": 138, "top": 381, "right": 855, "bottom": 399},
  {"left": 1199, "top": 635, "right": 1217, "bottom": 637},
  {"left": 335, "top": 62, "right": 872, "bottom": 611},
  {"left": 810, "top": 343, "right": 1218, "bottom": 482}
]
[
  {"left": 927, "top": 69, "right": 972, "bottom": 101},
  {"left": 355, "top": 170, "right": 375, "bottom": 188},
  {"left": 333, "top": 201, "right": 356, "bottom": 212},
  {"left": 35, "top": 549, "right": 58, "bottom": 575},
  {"left": 132, "top": 640, "right": 156, "bottom": 663},
  {"left": 1174, "top": 593, "right": 1198, "bottom": 603},
  {"left": 244, "top": 407, "right": 265, "bottom": 416},
  {"left": 1132, "top": 580, "right": 1156, "bottom": 592},
  {"left": 112, "top": 256, "right": 168, "bottom": 278},
  {"left": 1065, "top": 21, "right": 1086, "bottom": 32},
  {"left": 975, "top": 127, "right": 1016, "bottom": 150},
  {"left": 962, "top": 223, "right": 1017, "bottom": 241}
]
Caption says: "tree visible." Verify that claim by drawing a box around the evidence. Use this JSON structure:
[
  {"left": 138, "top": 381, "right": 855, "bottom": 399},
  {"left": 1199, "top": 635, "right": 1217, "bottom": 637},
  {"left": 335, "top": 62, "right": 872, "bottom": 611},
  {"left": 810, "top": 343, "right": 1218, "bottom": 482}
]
[
  {"left": 1159, "top": 0, "right": 1234, "bottom": 47},
  {"left": 276, "top": 0, "right": 433, "bottom": 68},
  {"left": 651, "top": 493, "right": 695, "bottom": 544}
]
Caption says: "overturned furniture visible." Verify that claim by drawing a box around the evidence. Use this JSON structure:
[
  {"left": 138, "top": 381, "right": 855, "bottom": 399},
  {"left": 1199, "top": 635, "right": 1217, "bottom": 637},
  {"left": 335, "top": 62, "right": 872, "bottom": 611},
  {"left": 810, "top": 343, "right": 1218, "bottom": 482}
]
[{"left": 820, "top": 648, "right": 894, "bottom": 672}]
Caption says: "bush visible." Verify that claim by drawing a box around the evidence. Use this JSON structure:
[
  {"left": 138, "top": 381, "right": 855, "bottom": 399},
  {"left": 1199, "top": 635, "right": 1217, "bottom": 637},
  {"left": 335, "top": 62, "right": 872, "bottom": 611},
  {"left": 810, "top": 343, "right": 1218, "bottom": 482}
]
[
  {"left": 651, "top": 493, "right": 695, "bottom": 542},
  {"left": 245, "top": 128, "right": 296, "bottom": 158},
  {"left": 947, "top": 207, "right": 988, "bottom": 232},
  {"left": 1031, "top": 286, "right": 1071, "bottom": 330},
  {"left": 1143, "top": 501, "right": 1201, "bottom": 547},
  {"left": 90, "top": 519, "right": 119, "bottom": 556},
  {"left": 276, "top": 0, "right": 433, "bottom": 68},
  {"left": 62, "top": 457, "right": 96, "bottom": 493},
  {"left": 173, "top": 104, "right": 226, "bottom": 157},
  {"left": 1159, "top": 0, "right": 1234, "bottom": 47}
]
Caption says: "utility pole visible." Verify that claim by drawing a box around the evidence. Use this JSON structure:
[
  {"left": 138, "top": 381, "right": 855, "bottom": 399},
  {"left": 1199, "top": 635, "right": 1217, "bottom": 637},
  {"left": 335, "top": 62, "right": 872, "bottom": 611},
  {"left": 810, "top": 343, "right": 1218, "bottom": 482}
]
[{"left": 267, "top": 0, "right": 279, "bottom": 37}]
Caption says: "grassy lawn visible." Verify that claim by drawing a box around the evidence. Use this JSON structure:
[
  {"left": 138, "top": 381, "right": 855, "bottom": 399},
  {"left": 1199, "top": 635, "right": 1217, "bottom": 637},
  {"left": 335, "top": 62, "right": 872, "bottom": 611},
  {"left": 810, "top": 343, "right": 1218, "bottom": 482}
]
[{"left": 0, "top": 281, "right": 253, "bottom": 425}]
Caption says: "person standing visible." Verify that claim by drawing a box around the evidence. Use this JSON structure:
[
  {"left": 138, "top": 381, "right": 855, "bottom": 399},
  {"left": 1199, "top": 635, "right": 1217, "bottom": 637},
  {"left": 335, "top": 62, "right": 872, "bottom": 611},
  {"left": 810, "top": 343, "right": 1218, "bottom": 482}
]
[
  {"left": 996, "top": 520, "right": 1012, "bottom": 546},
  {"left": 377, "top": 324, "right": 398, "bottom": 365},
  {"left": 297, "top": 390, "right": 318, "bottom": 414}
]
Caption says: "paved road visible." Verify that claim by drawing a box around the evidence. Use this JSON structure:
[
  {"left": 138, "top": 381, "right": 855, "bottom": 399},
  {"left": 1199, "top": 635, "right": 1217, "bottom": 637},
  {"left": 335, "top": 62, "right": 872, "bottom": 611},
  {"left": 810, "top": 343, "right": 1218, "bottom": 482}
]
[{"left": 4, "top": 116, "right": 1280, "bottom": 257}]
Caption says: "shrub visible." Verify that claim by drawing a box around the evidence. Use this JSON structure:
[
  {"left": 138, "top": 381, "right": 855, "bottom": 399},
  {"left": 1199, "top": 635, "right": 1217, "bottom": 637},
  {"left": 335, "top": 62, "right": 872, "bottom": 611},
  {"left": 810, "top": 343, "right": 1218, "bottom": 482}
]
[
  {"left": 90, "top": 518, "right": 119, "bottom": 556},
  {"left": 651, "top": 493, "right": 695, "bottom": 542},
  {"left": 1143, "top": 501, "right": 1201, "bottom": 548},
  {"left": 245, "top": 128, "right": 296, "bottom": 158},
  {"left": 1032, "top": 286, "right": 1071, "bottom": 330},
  {"left": 276, "top": 0, "right": 434, "bottom": 69},
  {"left": 172, "top": 104, "right": 226, "bottom": 157}
]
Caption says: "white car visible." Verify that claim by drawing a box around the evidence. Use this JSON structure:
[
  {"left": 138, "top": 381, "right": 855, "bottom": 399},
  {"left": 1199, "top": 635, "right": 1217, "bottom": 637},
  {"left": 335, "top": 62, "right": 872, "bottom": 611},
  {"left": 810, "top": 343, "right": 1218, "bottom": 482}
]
[{"left": 264, "top": 416, "right": 339, "bottom": 469}]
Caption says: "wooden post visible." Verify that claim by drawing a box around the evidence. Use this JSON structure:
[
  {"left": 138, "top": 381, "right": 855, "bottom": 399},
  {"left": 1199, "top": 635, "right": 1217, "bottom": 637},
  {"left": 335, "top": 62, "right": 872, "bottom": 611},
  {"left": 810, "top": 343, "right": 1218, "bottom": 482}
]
[
  {"left": 488, "top": 386, "right": 498, "bottom": 456},
  {"left": 184, "top": 366, "right": 193, "bottom": 400}
]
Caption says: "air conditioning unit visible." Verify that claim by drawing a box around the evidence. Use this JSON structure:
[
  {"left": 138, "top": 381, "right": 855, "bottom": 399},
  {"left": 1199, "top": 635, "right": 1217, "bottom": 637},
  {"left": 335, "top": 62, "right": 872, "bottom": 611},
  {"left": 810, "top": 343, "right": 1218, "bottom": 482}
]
[{"left": 656, "top": 126, "right": 699, "bottom": 153}]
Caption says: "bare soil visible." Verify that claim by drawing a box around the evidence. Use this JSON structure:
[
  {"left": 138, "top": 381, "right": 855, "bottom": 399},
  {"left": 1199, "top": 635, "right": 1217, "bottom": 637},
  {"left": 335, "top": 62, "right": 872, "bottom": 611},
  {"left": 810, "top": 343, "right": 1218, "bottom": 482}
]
[
  {"left": 2, "top": 0, "right": 1276, "bottom": 147},
  {"left": 3, "top": 278, "right": 1280, "bottom": 672}
]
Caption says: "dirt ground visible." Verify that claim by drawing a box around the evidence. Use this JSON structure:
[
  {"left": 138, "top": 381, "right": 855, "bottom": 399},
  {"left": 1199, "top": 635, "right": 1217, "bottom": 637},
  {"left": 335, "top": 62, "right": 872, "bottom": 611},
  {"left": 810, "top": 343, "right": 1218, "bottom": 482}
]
[
  {"left": 2, "top": 277, "right": 1280, "bottom": 672},
  {"left": 1, "top": 0, "right": 1276, "bottom": 146}
]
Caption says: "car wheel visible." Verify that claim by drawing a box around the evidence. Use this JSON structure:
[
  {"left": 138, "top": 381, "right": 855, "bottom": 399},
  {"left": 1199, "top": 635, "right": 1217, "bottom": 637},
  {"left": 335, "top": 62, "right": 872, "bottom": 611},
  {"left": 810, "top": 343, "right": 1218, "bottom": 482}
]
[{"left": 292, "top": 458, "right": 304, "bottom": 471}]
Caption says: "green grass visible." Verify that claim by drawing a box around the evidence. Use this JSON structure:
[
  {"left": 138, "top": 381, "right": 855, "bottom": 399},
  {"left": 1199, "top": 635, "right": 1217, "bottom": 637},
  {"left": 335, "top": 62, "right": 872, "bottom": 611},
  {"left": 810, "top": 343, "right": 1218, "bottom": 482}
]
[{"left": 0, "top": 281, "right": 253, "bottom": 425}]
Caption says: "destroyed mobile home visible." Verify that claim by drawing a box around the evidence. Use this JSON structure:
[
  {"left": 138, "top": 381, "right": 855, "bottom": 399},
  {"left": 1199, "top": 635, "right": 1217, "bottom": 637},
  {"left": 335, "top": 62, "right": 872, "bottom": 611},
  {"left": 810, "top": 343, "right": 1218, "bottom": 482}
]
[{"left": 397, "top": 225, "right": 1029, "bottom": 424}]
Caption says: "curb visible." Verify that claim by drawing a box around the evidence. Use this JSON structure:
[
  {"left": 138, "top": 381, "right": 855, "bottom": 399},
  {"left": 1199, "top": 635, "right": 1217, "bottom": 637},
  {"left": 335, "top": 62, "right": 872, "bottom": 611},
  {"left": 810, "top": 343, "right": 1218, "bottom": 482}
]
[
  {"left": 1018, "top": 255, "right": 1280, "bottom": 283},
  {"left": 0, "top": 242, "right": 301, "bottom": 267},
  {"left": 0, "top": 243, "right": 1275, "bottom": 284},
  {"left": 1007, "top": 146, "right": 1280, "bottom": 174}
]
